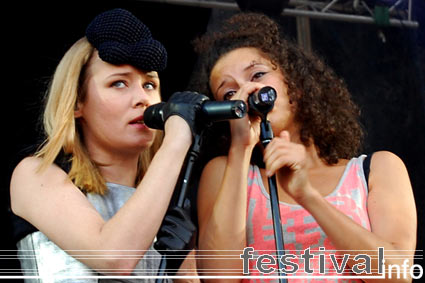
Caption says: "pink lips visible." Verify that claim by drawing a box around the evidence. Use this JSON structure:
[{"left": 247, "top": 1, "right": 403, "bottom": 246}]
[
  {"left": 129, "top": 115, "right": 144, "bottom": 124},
  {"left": 129, "top": 115, "right": 147, "bottom": 129}
]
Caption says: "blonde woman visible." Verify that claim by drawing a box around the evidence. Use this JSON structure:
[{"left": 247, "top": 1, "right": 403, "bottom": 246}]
[{"left": 10, "top": 8, "right": 199, "bottom": 281}]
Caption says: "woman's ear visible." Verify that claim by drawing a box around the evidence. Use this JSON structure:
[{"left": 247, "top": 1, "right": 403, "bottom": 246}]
[{"left": 74, "top": 101, "right": 84, "bottom": 118}]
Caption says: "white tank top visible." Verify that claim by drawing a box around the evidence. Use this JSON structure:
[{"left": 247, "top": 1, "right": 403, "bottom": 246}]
[{"left": 17, "top": 183, "right": 166, "bottom": 282}]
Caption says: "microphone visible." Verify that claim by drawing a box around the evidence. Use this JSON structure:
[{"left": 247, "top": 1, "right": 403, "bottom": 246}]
[
  {"left": 144, "top": 99, "right": 247, "bottom": 130},
  {"left": 248, "top": 86, "right": 276, "bottom": 117}
]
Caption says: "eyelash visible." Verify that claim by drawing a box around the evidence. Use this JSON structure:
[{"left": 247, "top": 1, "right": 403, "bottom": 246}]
[
  {"left": 223, "top": 91, "right": 236, "bottom": 101},
  {"left": 252, "top": 71, "right": 266, "bottom": 80},
  {"left": 110, "top": 80, "right": 157, "bottom": 90},
  {"left": 111, "top": 80, "right": 127, "bottom": 88},
  {"left": 143, "top": 82, "right": 157, "bottom": 90}
]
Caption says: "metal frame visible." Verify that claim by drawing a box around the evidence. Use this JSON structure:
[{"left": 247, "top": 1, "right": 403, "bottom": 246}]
[{"left": 136, "top": 0, "right": 419, "bottom": 28}]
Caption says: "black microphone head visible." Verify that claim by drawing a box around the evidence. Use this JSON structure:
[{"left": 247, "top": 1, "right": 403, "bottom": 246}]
[
  {"left": 201, "top": 100, "right": 247, "bottom": 123},
  {"left": 257, "top": 86, "right": 276, "bottom": 106},
  {"left": 248, "top": 86, "right": 276, "bottom": 117},
  {"left": 144, "top": 102, "right": 166, "bottom": 130}
]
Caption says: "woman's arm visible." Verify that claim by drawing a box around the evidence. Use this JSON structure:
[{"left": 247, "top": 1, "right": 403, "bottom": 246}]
[
  {"left": 197, "top": 82, "right": 269, "bottom": 281},
  {"left": 299, "top": 151, "right": 416, "bottom": 282},
  {"left": 197, "top": 147, "right": 252, "bottom": 282},
  {"left": 265, "top": 132, "right": 417, "bottom": 282},
  {"left": 10, "top": 116, "right": 192, "bottom": 274}
]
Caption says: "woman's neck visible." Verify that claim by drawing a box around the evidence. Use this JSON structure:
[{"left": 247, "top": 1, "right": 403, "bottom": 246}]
[
  {"left": 90, "top": 150, "right": 140, "bottom": 188},
  {"left": 304, "top": 143, "right": 327, "bottom": 169}
]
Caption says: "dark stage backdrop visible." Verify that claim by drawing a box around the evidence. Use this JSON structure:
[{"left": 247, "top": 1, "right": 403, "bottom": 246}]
[{"left": 2, "top": 0, "right": 424, "bottom": 280}]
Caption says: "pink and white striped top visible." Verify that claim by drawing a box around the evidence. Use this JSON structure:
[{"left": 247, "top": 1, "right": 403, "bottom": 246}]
[{"left": 244, "top": 155, "right": 371, "bottom": 282}]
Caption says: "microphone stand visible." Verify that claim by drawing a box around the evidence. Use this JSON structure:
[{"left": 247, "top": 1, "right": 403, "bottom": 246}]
[
  {"left": 259, "top": 118, "right": 287, "bottom": 283},
  {"left": 155, "top": 132, "right": 203, "bottom": 283}
]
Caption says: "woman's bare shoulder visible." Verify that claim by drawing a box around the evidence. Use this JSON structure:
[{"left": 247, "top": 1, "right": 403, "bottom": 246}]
[{"left": 10, "top": 156, "right": 80, "bottom": 217}]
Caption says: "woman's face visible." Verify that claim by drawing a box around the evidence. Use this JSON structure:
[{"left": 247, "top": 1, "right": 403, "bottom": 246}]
[
  {"left": 209, "top": 47, "right": 298, "bottom": 137},
  {"left": 75, "top": 53, "right": 161, "bottom": 157}
]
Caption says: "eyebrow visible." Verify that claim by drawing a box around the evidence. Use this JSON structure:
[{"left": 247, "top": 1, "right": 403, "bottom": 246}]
[
  {"left": 107, "top": 72, "right": 131, "bottom": 79},
  {"left": 246, "top": 60, "right": 262, "bottom": 70},
  {"left": 146, "top": 71, "right": 159, "bottom": 79},
  {"left": 107, "top": 71, "right": 159, "bottom": 80}
]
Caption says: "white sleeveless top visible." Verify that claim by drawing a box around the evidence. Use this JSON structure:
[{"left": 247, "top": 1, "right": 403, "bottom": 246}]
[{"left": 17, "top": 183, "right": 166, "bottom": 282}]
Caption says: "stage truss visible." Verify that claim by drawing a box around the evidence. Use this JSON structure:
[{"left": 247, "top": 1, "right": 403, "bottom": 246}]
[
  {"left": 136, "top": 0, "right": 419, "bottom": 51},
  {"left": 137, "top": 0, "right": 418, "bottom": 28}
]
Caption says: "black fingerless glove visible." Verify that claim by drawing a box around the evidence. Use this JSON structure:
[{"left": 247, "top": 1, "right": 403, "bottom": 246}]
[
  {"left": 154, "top": 205, "right": 197, "bottom": 276},
  {"left": 162, "top": 91, "right": 209, "bottom": 137}
]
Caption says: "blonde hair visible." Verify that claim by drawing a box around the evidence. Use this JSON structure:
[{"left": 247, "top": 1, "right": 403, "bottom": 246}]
[{"left": 35, "top": 37, "right": 162, "bottom": 194}]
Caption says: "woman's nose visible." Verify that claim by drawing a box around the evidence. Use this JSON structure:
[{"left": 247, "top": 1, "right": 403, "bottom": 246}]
[{"left": 133, "top": 87, "right": 150, "bottom": 108}]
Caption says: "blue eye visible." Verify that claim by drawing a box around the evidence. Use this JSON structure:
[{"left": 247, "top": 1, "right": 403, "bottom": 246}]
[
  {"left": 144, "top": 82, "right": 156, "bottom": 90},
  {"left": 111, "top": 80, "right": 127, "bottom": 88}
]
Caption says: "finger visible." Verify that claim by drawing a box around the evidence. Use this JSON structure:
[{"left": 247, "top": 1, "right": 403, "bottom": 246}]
[
  {"left": 233, "top": 83, "right": 265, "bottom": 102},
  {"left": 265, "top": 141, "right": 304, "bottom": 175},
  {"left": 164, "top": 209, "right": 197, "bottom": 232},
  {"left": 263, "top": 136, "right": 290, "bottom": 161},
  {"left": 280, "top": 130, "right": 291, "bottom": 142},
  {"left": 265, "top": 153, "right": 292, "bottom": 177},
  {"left": 250, "top": 115, "right": 262, "bottom": 133},
  {"left": 264, "top": 143, "right": 289, "bottom": 172},
  {"left": 157, "top": 225, "right": 188, "bottom": 245}
]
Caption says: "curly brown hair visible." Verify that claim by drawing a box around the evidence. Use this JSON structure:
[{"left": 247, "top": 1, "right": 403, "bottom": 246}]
[{"left": 190, "top": 12, "right": 364, "bottom": 165}]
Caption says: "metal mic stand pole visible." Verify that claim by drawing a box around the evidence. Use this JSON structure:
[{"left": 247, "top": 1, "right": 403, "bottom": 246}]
[
  {"left": 259, "top": 118, "right": 287, "bottom": 283},
  {"left": 155, "top": 132, "right": 203, "bottom": 283}
]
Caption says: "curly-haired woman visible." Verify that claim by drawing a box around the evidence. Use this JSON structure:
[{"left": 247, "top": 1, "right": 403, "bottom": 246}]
[{"left": 191, "top": 12, "right": 417, "bottom": 282}]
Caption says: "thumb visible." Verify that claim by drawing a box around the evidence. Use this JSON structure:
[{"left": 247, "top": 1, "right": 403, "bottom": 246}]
[{"left": 280, "top": 130, "right": 291, "bottom": 142}]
